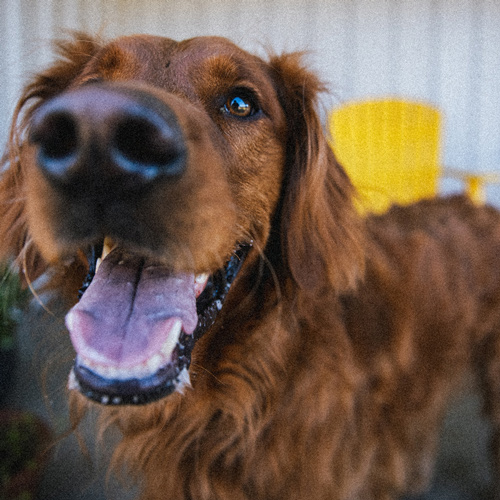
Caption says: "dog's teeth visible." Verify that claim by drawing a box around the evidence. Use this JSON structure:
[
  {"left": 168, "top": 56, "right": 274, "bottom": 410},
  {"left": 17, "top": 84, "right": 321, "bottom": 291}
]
[
  {"left": 147, "top": 354, "right": 163, "bottom": 373},
  {"left": 68, "top": 368, "right": 80, "bottom": 391},
  {"left": 102, "top": 237, "right": 116, "bottom": 260},
  {"left": 95, "top": 257, "right": 102, "bottom": 272},
  {"left": 195, "top": 273, "right": 209, "bottom": 284},
  {"left": 194, "top": 273, "right": 209, "bottom": 297},
  {"left": 161, "top": 319, "right": 183, "bottom": 356},
  {"left": 175, "top": 367, "right": 191, "bottom": 395}
]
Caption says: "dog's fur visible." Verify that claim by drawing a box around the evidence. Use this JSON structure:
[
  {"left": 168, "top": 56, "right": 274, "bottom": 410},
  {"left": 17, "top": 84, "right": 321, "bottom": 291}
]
[{"left": 2, "top": 33, "right": 500, "bottom": 500}]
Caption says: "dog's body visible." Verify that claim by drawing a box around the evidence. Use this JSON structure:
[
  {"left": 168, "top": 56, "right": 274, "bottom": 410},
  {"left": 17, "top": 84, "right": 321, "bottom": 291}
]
[{"left": 2, "top": 33, "right": 500, "bottom": 500}]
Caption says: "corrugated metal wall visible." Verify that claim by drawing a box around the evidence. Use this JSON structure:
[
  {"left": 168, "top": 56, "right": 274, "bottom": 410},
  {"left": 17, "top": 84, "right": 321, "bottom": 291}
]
[{"left": 1, "top": 0, "right": 499, "bottom": 200}]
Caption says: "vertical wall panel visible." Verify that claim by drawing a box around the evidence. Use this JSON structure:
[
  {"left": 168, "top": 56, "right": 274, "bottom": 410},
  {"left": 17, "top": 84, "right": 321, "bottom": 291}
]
[
  {"left": 476, "top": 0, "right": 500, "bottom": 172},
  {"left": 394, "top": 0, "right": 435, "bottom": 101},
  {"left": 0, "top": 0, "right": 499, "bottom": 199},
  {"left": 352, "top": 0, "right": 393, "bottom": 98},
  {"left": 310, "top": 1, "right": 354, "bottom": 111},
  {"left": 438, "top": 0, "right": 477, "bottom": 170},
  {"left": 1, "top": 0, "right": 23, "bottom": 133}
]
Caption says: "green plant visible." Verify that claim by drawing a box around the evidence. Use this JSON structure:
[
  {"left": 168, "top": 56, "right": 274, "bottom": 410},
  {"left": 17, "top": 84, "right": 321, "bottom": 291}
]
[
  {"left": 0, "top": 413, "right": 38, "bottom": 484},
  {"left": 0, "top": 264, "right": 27, "bottom": 351},
  {"left": 0, "top": 411, "right": 51, "bottom": 500}
]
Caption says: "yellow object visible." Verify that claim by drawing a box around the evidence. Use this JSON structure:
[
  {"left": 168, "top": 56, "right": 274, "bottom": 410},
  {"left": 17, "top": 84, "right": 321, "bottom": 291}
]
[
  {"left": 443, "top": 169, "right": 500, "bottom": 205},
  {"left": 329, "top": 99, "right": 500, "bottom": 213},
  {"left": 329, "top": 99, "right": 441, "bottom": 214}
]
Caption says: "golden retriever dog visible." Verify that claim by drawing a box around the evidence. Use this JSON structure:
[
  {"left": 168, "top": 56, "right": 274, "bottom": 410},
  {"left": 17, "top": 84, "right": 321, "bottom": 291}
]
[{"left": 1, "top": 33, "right": 500, "bottom": 500}]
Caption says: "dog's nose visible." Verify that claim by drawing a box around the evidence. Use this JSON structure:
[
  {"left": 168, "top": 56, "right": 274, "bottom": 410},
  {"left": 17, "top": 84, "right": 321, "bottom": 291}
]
[{"left": 29, "top": 84, "right": 186, "bottom": 189}]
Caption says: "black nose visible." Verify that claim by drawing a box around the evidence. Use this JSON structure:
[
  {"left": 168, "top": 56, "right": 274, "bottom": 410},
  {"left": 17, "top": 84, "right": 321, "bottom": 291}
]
[{"left": 29, "top": 84, "right": 187, "bottom": 189}]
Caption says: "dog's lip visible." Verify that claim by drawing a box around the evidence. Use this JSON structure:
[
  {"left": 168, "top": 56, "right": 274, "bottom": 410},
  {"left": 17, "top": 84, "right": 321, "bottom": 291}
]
[
  {"left": 69, "top": 364, "right": 191, "bottom": 406},
  {"left": 68, "top": 240, "right": 251, "bottom": 405}
]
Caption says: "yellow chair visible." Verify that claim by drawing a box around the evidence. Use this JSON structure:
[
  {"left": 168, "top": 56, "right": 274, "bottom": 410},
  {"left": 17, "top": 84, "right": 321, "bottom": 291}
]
[{"left": 329, "top": 99, "right": 497, "bottom": 213}]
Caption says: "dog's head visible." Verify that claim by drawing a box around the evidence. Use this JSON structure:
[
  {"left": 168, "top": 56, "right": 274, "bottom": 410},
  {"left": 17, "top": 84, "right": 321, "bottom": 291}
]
[{"left": 0, "top": 34, "right": 364, "bottom": 405}]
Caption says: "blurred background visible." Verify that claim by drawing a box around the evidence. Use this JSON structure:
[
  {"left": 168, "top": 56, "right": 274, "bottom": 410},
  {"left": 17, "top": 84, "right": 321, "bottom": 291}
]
[
  {"left": 1, "top": 0, "right": 499, "bottom": 202},
  {"left": 0, "top": 0, "right": 499, "bottom": 499}
]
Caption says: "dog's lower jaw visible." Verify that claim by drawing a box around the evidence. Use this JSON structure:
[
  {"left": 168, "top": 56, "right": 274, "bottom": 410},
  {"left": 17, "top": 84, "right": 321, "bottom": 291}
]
[{"left": 68, "top": 365, "right": 191, "bottom": 405}]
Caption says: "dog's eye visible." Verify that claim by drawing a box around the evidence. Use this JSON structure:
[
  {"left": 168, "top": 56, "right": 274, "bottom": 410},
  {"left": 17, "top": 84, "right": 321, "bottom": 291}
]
[{"left": 223, "top": 94, "right": 258, "bottom": 118}]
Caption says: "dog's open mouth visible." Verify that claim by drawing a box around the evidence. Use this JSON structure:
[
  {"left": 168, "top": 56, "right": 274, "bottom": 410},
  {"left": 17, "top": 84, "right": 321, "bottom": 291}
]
[{"left": 66, "top": 239, "right": 251, "bottom": 405}]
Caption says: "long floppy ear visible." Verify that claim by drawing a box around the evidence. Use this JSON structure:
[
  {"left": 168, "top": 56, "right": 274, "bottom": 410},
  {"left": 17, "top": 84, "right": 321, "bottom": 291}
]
[
  {"left": 0, "top": 33, "right": 101, "bottom": 281},
  {"left": 268, "top": 53, "right": 365, "bottom": 293}
]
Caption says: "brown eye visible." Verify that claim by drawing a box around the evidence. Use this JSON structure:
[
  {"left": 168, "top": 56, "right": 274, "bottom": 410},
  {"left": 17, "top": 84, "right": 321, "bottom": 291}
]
[{"left": 223, "top": 95, "right": 257, "bottom": 117}]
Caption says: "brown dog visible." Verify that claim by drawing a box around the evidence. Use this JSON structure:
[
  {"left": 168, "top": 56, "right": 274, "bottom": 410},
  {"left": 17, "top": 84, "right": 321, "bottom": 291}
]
[{"left": 2, "top": 33, "right": 500, "bottom": 500}]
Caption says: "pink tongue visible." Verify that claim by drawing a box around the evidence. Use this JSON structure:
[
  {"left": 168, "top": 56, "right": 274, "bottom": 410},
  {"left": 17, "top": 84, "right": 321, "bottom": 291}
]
[{"left": 66, "top": 248, "right": 198, "bottom": 369}]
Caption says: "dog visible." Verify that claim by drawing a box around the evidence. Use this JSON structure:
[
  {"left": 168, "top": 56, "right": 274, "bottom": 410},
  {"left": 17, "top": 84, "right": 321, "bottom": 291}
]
[{"left": 2, "top": 32, "right": 500, "bottom": 500}]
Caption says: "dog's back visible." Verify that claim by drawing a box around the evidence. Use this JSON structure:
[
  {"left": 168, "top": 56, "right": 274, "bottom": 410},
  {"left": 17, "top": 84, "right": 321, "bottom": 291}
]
[{"left": 342, "top": 195, "right": 500, "bottom": 494}]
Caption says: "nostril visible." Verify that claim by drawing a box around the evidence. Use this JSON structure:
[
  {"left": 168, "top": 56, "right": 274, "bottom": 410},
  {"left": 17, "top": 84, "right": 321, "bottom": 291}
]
[
  {"left": 29, "top": 86, "right": 187, "bottom": 189},
  {"left": 30, "top": 111, "right": 79, "bottom": 176},
  {"left": 112, "top": 112, "right": 186, "bottom": 181}
]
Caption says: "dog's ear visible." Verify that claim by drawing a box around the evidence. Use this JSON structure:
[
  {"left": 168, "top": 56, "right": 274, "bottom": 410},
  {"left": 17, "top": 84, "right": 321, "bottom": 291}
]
[
  {"left": 268, "top": 53, "right": 365, "bottom": 293},
  {"left": 0, "top": 33, "right": 100, "bottom": 281}
]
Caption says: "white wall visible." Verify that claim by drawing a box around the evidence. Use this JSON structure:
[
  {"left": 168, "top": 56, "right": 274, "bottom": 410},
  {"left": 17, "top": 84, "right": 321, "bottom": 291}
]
[{"left": 1, "top": 0, "right": 499, "bottom": 201}]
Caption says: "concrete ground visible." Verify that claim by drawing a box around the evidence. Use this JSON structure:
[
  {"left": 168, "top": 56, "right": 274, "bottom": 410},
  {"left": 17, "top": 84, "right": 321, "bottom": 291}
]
[{"left": 1, "top": 298, "right": 496, "bottom": 500}]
